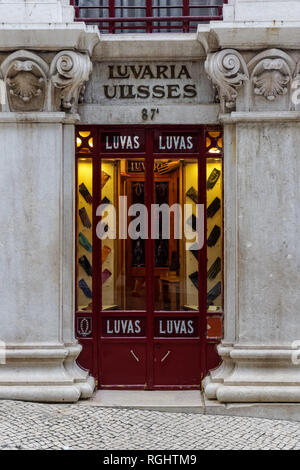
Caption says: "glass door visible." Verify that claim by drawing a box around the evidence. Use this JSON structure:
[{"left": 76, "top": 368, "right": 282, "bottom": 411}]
[{"left": 75, "top": 126, "right": 223, "bottom": 389}]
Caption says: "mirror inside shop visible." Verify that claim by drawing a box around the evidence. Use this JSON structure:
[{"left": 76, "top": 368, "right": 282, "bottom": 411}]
[{"left": 77, "top": 157, "right": 223, "bottom": 313}]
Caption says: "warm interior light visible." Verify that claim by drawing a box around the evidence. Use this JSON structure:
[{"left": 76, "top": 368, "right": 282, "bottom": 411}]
[
  {"left": 209, "top": 131, "right": 221, "bottom": 138},
  {"left": 209, "top": 148, "right": 221, "bottom": 154},
  {"left": 76, "top": 137, "right": 82, "bottom": 147},
  {"left": 79, "top": 131, "right": 91, "bottom": 138}
]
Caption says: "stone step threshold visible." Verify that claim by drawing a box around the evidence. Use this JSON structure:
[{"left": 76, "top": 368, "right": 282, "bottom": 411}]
[{"left": 81, "top": 390, "right": 300, "bottom": 422}]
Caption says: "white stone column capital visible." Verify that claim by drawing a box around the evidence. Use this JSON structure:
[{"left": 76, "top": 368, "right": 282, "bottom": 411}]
[
  {"left": 205, "top": 47, "right": 300, "bottom": 113},
  {"left": 0, "top": 49, "right": 92, "bottom": 115}
]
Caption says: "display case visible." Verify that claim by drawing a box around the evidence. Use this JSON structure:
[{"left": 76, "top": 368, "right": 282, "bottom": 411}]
[
  {"left": 75, "top": 126, "right": 223, "bottom": 388},
  {"left": 77, "top": 157, "right": 93, "bottom": 312}
]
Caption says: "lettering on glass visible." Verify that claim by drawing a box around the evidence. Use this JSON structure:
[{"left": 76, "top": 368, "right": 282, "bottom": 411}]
[
  {"left": 154, "top": 318, "right": 198, "bottom": 338},
  {"left": 154, "top": 133, "right": 198, "bottom": 153},
  {"left": 102, "top": 317, "right": 146, "bottom": 337},
  {"left": 102, "top": 133, "right": 197, "bottom": 154},
  {"left": 158, "top": 135, "right": 194, "bottom": 151},
  {"left": 101, "top": 131, "right": 146, "bottom": 153},
  {"left": 127, "top": 160, "right": 189, "bottom": 173},
  {"left": 105, "top": 135, "right": 140, "bottom": 151}
]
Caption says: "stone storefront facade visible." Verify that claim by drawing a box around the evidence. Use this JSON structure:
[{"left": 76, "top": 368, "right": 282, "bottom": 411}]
[{"left": 0, "top": 0, "right": 300, "bottom": 406}]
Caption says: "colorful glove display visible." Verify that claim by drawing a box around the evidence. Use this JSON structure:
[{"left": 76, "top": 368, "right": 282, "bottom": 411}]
[{"left": 77, "top": 162, "right": 223, "bottom": 312}]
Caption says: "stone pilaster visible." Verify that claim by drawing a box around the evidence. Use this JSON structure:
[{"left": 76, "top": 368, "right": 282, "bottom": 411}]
[
  {"left": 204, "top": 44, "right": 300, "bottom": 402},
  {"left": 0, "top": 1, "right": 98, "bottom": 402}
]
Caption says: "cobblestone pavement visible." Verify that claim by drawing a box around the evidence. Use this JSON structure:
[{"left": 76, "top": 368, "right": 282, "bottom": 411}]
[{"left": 0, "top": 400, "right": 300, "bottom": 450}]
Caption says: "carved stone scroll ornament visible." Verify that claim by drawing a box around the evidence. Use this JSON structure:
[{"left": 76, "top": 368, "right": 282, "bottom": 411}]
[
  {"left": 205, "top": 49, "right": 249, "bottom": 112},
  {"left": 50, "top": 51, "right": 92, "bottom": 113}
]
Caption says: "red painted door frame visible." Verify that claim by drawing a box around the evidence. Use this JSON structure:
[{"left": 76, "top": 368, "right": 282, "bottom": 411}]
[{"left": 75, "top": 125, "right": 223, "bottom": 389}]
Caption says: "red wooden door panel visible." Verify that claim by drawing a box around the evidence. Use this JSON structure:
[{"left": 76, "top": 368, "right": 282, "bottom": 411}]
[
  {"left": 100, "top": 343, "right": 147, "bottom": 387},
  {"left": 153, "top": 342, "right": 201, "bottom": 387}
]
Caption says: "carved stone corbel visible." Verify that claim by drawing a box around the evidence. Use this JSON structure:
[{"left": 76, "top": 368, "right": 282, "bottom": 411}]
[
  {"left": 248, "top": 49, "right": 296, "bottom": 103},
  {"left": 0, "top": 51, "right": 49, "bottom": 112},
  {"left": 50, "top": 51, "right": 92, "bottom": 113},
  {"left": 205, "top": 49, "right": 249, "bottom": 112}
]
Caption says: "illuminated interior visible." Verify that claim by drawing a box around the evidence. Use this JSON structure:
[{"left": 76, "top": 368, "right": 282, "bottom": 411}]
[
  {"left": 206, "top": 158, "right": 223, "bottom": 311},
  {"left": 76, "top": 131, "right": 223, "bottom": 314},
  {"left": 77, "top": 158, "right": 93, "bottom": 312}
]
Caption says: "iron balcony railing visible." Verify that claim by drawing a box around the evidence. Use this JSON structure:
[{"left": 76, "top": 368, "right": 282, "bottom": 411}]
[{"left": 71, "top": 0, "right": 226, "bottom": 34}]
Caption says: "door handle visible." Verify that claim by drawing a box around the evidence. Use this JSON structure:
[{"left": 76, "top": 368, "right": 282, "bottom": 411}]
[
  {"left": 130, "top": 349, "right": 140, "bottom": 362},
  {"left": 161, "top": 350, "right": 171, "bottom": 363}
]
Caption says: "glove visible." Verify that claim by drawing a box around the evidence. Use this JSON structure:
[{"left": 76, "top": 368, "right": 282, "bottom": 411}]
[
  {"left": 155, "top": 160, "right": 180, "bottom": 174},
  {"left": 207, "top": 197, "right": 221, "bottom": 218},
  {"left": 79, "top": 183, "right": 92, "bottom": 204},
  {"left": 189, "top": 271, "right": 198, "bottom": 289},
  {"left": 101, "top": 170, "right": 110, "bottom": 189},
  {"left": 79, "top": 232, "right": 92, "bottom": 252},
  {"left": 79, "top": 207, "right": 91, "bottom": 228},
  {"left": 101, "top": 196, "right": 111, "bottom": 205},
  {"left": 102, "top": 245, "right": 111, "bottom": 263},
  {"left": 189, "top": 242, "right": 199, "bottom": 261},
  {"left": 207, "top": 225, "right": 221, "bottom": 247},
  {"left": 78, "top": 278, "right": 92, "bottom": 299},
  {"left": 207, "top": 281, "right": 221, "bottom": 306},
  {"left": 207, "top": 257, "right": 221, "bottom": 280},
  {"left": 78, "top": 255, "right": 92, "bottom": 276},
  {"left": 207, "top": 168, "right": 221, "bottom": 190},
  {"left": 186, "top": 186, "right": 198, "bottom": 204},
  {"left": 81, "top": 302, "right": 92, "bottom": 311},
  {"left": 102, "top": 268, "right": 112, "bottom": 284},
  {"left": 187, "top": 214, "right": 197, "bottom": 231}
]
